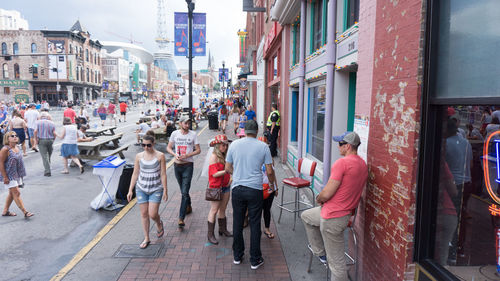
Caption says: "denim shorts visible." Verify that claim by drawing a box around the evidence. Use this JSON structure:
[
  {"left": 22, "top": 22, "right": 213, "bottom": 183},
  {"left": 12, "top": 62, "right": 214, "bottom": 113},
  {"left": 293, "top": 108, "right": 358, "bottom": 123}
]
[
  {"left": 136, "top": 188, "right": 163, "bottom": 204},
  {"left": 222, "top": 186, "right": 230, "bottom": 193}
]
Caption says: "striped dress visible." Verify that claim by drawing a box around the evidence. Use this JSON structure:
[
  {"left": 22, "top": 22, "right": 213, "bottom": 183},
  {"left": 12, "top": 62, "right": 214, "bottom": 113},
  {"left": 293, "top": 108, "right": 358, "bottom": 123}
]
[{"left": 136, "top": 157, "right": 163, "bottom": 193}]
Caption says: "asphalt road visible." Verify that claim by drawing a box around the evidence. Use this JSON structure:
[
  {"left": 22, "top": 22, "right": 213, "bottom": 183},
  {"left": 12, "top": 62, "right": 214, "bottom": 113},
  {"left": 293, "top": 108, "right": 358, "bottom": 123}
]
[{"left": 0, "top": 103, "right": 174, "bottom": 281}]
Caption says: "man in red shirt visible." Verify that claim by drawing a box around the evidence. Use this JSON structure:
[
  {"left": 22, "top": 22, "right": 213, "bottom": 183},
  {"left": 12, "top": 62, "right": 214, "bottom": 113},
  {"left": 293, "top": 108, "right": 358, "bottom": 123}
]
[
  {"left": 107, "top": 102, "right": 117, "bottom": 126},
  {"left": 63, "top": 104, "right": 76, "bottom": 123},
  {"left": 119, "top": 101, "right": 128, "bottom": 122},
  {"left": 301, "top": 131, "right": 368, "bottom": 281}
]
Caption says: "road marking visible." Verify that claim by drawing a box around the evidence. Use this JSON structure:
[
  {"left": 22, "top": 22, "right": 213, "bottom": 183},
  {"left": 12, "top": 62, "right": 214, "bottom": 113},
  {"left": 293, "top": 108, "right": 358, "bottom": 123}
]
[{"left": 50, "top": 122, "right": 208, "bottom": 281}]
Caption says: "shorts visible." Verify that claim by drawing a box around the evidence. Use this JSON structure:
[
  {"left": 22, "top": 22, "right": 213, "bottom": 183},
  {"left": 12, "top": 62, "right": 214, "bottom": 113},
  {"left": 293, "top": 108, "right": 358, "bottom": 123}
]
[
  {"left": 28, "top": 128, "right": 35, "bottom": 138},
  {"left": 3, "top": 178, "right": 23, "bottom": 189},
  {"left": 220, "top": 114, "right": 227, "bottom": 120},
  {"left": 136, "top": 188, "right": 163, "bottom": 204},
  {"left": 120, "top": 111, "right": 126, "bottom": 116},
  {"left": 99, "top": 113, "right": 107, "bottom": 120},
  {"left": 222, "top": 186, "right": 230, "bottom": 194}
]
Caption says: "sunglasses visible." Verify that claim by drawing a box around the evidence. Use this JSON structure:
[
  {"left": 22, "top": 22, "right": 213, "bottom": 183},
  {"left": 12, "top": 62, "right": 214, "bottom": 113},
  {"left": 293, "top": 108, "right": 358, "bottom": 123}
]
[
  {"left": 141, "top": 143, "right": 153, "bottom": 148},
  {"left": 9, "top": 134, "right": 18, "bottom": 138},
  {"left": 338, "top": 141, "right": 348, "bottom": 146}
]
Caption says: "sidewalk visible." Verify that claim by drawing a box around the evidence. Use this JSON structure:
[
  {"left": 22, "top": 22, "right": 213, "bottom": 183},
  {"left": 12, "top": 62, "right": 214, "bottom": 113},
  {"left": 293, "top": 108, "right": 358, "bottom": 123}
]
[{"left": 61, "top": 123, "right": 328, "bottom": 281}]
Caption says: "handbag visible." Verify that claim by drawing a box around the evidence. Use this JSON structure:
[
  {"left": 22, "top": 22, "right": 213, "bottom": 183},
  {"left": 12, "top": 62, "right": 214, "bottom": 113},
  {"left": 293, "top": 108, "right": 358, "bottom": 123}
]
[{"left": 205, "top": 187, "right": 222, "bottom": 201}]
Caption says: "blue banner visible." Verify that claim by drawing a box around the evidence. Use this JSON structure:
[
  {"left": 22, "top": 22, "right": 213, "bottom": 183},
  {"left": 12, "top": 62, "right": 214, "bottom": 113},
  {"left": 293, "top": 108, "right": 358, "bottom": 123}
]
[
  {"left": 174, "top": 12, "right": 206, "bottom": 57},
  {"left": 193, "top": 13, "right": 206, "bottom": 56},
  {"left": 174, "top": 12, "right": 188, "bottom": 56},
  {"left": 219, "top": 68, "right": 229, "bottom": 82}
]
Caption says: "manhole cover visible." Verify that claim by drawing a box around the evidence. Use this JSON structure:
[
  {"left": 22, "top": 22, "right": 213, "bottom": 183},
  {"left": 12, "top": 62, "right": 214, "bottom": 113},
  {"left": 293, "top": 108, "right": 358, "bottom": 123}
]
[{"left": 114, "top": 244, "right": 163, "bottom": 258}]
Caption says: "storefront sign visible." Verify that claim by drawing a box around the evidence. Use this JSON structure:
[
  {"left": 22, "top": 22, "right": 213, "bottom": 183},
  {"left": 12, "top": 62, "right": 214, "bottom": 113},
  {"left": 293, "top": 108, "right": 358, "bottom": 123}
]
[
  {"left": 264, "top": 22, "right": 278, "bottom": 53},
  {"left": 13, "top": 88, "right": 30, "bottom": 103},
  {"left": 482, "top": 131, "right": 500, "bottom": 216},
  {"left": 0, "top": 80, "right": 28, "bottom": 87}
]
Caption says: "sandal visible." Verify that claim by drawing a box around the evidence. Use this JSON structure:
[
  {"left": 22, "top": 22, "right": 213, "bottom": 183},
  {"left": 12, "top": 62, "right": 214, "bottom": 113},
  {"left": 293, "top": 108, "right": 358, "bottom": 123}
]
[
  {"left": 157, "top": 220, "right": 164, "bottom": 238},
  {"left": 24, "top": 211, "right": 34, "bottom": 218},
  {"left": 2, "top": 211, "right": 17, "bottom": 217},
  {"left": 80, "top": 166, "right": 84, "bottom": 174},
  {"left": 264, "top": 231, "right": 275, "bottom": 239},
  {"left": 60, "top": 170, "right": 69, "bottom": 174},
  {"left": 139, "top": 240, "right": 150, "bottom": 249}
]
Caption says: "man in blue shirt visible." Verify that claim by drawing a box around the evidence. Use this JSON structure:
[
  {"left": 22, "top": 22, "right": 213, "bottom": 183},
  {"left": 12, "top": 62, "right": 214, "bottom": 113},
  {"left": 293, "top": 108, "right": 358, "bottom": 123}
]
[
  {"left": 0, "top": 104, "right": 8, "bottom": 124},
  {"left": 225, "top": 119, "right": 276, "bottom": 270},
  {"left": 244, "top": 105, "right": 256, "bottom": 122}
]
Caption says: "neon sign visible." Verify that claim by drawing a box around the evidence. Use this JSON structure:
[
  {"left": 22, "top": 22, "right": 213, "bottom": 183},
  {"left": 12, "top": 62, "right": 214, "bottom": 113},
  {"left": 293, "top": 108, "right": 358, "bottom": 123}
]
[{"left": 482, "top": 131, "right": 500, "bottom": 216}]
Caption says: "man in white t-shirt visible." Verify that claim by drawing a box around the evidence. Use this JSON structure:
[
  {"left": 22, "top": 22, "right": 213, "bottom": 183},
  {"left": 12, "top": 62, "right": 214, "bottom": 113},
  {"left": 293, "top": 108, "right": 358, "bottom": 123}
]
[
  {"left": 24, "top": 104, "right": 40, "bottom": 151},
  {"left": 167, "top": 115, "right": 201, "bottom": 228},
  {"left": 135, "top": 120, "right": 151, "bottom": 145}
]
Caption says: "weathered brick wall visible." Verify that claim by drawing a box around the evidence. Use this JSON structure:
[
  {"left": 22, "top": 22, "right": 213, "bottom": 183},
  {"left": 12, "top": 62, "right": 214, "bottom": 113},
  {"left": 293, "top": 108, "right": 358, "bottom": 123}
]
[{"left": 360, "top": 0, "right": 426, "bottom": 280}]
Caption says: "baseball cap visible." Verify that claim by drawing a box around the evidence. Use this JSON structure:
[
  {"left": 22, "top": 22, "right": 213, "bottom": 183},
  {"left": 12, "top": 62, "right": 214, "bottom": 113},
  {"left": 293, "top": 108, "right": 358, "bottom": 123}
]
[
  {"left": 178, "top": 115, "right": 191, "bottom": 123},
  {"left": 244, "top": 119, "right": 258, "bottom": 135},
  {"left": 332, "top": 131, "right": 361, "bottom": 146}
]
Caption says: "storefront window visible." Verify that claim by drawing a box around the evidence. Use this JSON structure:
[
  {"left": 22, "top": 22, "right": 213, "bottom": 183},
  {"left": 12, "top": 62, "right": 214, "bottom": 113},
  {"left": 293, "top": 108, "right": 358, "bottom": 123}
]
[
  {"left": 429, "top": 105, "right": 499, "bottom": 280},
  {"left": 308, "top": 85, "right": 326, "bottom": 161}
]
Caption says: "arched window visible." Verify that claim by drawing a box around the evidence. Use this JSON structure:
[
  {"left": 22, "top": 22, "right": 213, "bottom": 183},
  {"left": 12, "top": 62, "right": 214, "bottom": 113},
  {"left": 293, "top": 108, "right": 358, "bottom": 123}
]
[
  {"left": 1, "top": 43, "right": 7, "bottom": 55},
  {"left": 86, "top": 49, "right": 89, "bottom": 62},
  {"left": 31, "top": 43, "right": 37, "bottom": 53},
  {"left": 13, "top": 43, "right": 18, "bottom": 55},
  {"left": 14, "top": 63, "right": 19, "bottom": 79},
  {"left": 3, "top": 64, "right": 9, "bottom": 78}
]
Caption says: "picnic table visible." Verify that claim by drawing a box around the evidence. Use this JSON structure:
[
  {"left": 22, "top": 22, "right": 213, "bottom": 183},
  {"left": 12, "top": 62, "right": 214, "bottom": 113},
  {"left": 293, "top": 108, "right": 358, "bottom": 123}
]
[
  {"left": 78, "top": 133, "right": 130, "bottom": 160},
  {"left": 152, "top": 127, "right": 169, "bottom": 143},
  {"left": 140, "top": 116, "right": 152, "bottom": 125},
  {"left": 85, "top": 125, "right": 117, "bottom": 137}
]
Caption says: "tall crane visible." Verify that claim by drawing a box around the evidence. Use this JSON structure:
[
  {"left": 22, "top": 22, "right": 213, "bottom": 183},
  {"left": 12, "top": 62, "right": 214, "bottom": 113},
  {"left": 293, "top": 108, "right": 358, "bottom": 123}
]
[
  {"left": 105, "top": 30, "right": 143, "bottom": 45},
  {"left": 156, "top": 0, "right": 171, "bottom": 50}
]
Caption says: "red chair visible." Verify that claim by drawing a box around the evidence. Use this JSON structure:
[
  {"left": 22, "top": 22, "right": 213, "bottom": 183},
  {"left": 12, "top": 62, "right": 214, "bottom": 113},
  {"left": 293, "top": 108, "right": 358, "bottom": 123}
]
[{"left": 277, "top": 158, "right": 317, "bottom": 230}]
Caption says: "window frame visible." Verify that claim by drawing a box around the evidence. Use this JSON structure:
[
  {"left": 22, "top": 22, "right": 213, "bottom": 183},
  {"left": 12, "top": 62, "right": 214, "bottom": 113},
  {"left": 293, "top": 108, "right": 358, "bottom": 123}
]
[
  {"left": 31, "top": 43, "right": 37, "bottom": 54},
  {"left": 343, "top": 0, "right": 359, "bottom": 32},
  {"left": 14, "top": 63, "right": 19, "bottom": 79},
  {"left": 2, "top": 63, "right": 9, "bottom": 79},
  {"left": 2, "top": 42, "right": 7, "bottom": 55},
  {"left": 306, "top": 82, "right": 327, "bottom": 162},
  {"left": 13, "top": 43, "right": 18, "bottom": 55}
]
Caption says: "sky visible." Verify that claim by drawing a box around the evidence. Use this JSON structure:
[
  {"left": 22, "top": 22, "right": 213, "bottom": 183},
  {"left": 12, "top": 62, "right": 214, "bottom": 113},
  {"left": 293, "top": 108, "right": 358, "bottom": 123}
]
[{"left": 3, "top": 0, "right": 247, "bottom": 72}]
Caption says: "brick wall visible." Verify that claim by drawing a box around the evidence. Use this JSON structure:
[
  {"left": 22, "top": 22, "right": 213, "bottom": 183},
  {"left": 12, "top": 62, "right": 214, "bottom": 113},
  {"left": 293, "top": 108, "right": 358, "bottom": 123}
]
[{"left": 359, "top": 0, "right": 426, "bottom": 280}]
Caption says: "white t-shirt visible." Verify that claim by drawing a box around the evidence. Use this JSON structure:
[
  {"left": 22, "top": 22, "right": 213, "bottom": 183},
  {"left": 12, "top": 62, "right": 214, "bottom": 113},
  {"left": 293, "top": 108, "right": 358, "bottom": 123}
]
[
  {"left": 62, "top": 125, "right": 78, "bottom": 144},
  {"left": 151, "top": 120, "right": 160, "bottom": 129},
  {"left": 24, "top": 109, "right": 40, "bottom": 129},
  {"left": 137, "top": 123, "right": 150, "bottom": 133},
  {"left": 170, "top": 130, "right": 199, "bottom": 163}
]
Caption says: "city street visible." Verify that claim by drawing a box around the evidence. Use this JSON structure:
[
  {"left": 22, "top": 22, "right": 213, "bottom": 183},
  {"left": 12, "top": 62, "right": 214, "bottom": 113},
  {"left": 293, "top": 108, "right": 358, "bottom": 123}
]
[{"left": 0, "top": 104, "right": 174, "bottom": 281}]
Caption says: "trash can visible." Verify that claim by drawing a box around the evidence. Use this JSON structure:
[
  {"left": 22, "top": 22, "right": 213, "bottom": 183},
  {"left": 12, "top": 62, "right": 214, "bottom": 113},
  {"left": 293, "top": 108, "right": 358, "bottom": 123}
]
[
  {"left": 116, "top": 163, "right": 134, "bottom": 202},
  {"left": 90, "top": 155, "right": 126, "bottom": 210},
  {"left": 208, "top": 110, "right": 218, "bottom": 130}
]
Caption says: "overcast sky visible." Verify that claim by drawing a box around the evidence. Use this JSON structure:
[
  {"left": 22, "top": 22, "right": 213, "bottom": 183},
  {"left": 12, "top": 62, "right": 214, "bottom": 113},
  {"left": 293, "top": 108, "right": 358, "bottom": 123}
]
[{"left": 3, "top": 0, "right": 247, "bottom": 73}]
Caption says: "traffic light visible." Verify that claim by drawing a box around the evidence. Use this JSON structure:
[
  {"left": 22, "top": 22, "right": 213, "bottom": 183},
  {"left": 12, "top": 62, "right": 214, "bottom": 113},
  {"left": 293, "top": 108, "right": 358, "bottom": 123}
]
[
  {"left": 32, "top": 65, "right": 38, "bottom": 79},
  {"left": 29, "top": 66, "right": 33, "bottom": 73}
]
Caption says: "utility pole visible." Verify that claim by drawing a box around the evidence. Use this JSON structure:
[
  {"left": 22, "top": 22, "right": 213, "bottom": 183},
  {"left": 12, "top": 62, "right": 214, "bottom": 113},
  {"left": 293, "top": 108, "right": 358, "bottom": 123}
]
[{"left": 186, "top": 0, "right": 195, "bottom": 129}]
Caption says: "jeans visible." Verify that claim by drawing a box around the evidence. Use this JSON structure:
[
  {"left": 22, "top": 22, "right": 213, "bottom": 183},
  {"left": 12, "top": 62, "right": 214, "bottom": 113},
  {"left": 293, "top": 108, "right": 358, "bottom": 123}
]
[
  {"left": 38, "top": 139, "right": 54, "bottom": 174},
  {"left": 301, "top": 206, "right": 350, "bottom": 281},
  {"left": 232, "top": 185, "right": 263, "bottom": 264},
  {"left": 174, "top": 163, "right": 194, "bottom": 219}
]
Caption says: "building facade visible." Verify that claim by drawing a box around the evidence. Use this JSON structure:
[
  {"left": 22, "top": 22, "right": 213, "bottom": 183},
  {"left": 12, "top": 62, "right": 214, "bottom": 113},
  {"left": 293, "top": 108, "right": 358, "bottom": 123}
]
[{"left": 0, "top": 9, "right": 29, "bottom": 30}]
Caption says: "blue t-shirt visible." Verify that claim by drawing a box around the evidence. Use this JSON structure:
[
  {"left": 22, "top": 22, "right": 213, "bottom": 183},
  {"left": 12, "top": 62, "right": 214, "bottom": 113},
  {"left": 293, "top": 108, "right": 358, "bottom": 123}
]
[
  {"left": 245, "top": 110, "right": 256, "bottom": 122},
  {"left": 0, "top": 110, "right": 7, "bottom": 123},
  {"left": 226, "top": 137, "right": 272, "bottom": 190}
]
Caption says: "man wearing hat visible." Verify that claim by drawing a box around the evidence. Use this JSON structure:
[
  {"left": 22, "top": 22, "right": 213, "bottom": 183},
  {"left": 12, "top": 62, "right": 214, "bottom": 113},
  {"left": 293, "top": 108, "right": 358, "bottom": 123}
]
[
  {"left": 301, "top": 131, "right": 368, "bottom": 281},
  {"left": 167, "top": 115, "right": 201, "bottom": 228},
  {"left": 225, "top": 119, "right": 277, "bottom": 270}
]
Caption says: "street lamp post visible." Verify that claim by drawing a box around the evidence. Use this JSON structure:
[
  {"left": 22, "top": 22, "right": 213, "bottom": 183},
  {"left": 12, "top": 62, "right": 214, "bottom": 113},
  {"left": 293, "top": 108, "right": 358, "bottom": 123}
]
[
  {"left": 222, "top": 60, "right": 225, "bottom": 100},
  {"left": 186, "top": 0, "right": 195, "bottom": 129}
]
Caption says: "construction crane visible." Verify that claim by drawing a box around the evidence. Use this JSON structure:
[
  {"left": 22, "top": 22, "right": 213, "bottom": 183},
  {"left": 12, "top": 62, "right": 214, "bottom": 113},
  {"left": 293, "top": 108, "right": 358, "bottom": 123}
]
[
  {"left": 156, "top": 0, "right": 171, "bottom": 49},
  {"left": 105, "top": 30, "right": 143, "bottom": 45}
]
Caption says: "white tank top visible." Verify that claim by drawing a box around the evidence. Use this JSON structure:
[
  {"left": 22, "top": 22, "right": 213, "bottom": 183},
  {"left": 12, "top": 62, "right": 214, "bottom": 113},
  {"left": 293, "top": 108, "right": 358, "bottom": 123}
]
[{"left": 62, "top": 125, "right": 78, "bottom": 144}]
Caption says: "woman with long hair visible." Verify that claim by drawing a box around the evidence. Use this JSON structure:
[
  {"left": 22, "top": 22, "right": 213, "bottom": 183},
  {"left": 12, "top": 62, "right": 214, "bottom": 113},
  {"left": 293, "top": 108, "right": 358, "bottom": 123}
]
[
  {"left": 9, "top": 110, "right": 28, "bottom": 156},
  {"left": 206, "top": 134, "right": 232, "bottom": 244},
  {"left": 230, "top": 104, "right": 240, "bottom": 135},
  {"left": 97, "top": 103, "right": 107, "bottom": 126},
  {"left": 59, "top": 117, "right": 84, "bottom": 174},
  {"left": 219, "top": 104, "right": 228, "bottom": 134},
  {"left": 0, "top": 131, "right": 33, "bottom": 218},
  {"left": 127, "top": 135, "right": 168, "bottom": 249}
]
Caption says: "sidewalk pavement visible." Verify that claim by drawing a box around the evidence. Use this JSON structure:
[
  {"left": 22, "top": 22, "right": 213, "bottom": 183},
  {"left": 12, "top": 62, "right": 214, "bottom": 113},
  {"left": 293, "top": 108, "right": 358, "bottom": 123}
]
[{"left": 61, "top": 123, "right": 328, "bottom": 281}]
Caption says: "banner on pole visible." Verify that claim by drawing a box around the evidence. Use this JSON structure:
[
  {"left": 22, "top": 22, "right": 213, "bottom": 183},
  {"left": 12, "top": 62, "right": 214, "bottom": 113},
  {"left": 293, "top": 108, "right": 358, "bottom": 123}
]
[
  {"left": 174, "top": 12, "right": 206, "bottom": 57},
  {"left": 219, "top": 68, "right": 229, "bottom": 82}
]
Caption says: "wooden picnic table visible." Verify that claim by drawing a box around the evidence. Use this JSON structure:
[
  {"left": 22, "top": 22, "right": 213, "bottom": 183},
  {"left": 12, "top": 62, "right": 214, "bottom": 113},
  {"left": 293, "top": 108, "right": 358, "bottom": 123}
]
[
  {"left": 85, "top": 125, "right": 117, "bottom": 137},
  {"left": 140, "top": 116, "right": 152, "bottom": 125},
  {"left": 78, "top": 133, "right": 129, "bottom": 160},
  {"left": 152, "top": 127, "right": 169, "bottom": 143}
]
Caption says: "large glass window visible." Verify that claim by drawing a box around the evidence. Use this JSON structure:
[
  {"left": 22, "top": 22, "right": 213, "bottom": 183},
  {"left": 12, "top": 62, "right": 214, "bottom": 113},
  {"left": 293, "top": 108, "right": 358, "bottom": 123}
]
[
  {"left": 2, "top": 43, "right": 7, "bottom": 55},
  {"left": 2, "top": 64, "right": 9, "bottom": 78},
  {"left": 13, "top": 43, "right": 18, "bottom": 55},
  {"left": 344, "top": 0, "right": 359, "bottom": 31},
  {"left": 433, "top": 0, "right": 500, "bottom": 99},
  {"left": 311, "top": 0, "right": 324, "bottom": 52},
  {"left": 308, "top": 85, "right": 326, "bottom": 161},
  {"left": 292, "top": 24, "right": 300, "bottom": 65},
  {"left": 31, "top": 43, "right": 37, "bottom": 53}
]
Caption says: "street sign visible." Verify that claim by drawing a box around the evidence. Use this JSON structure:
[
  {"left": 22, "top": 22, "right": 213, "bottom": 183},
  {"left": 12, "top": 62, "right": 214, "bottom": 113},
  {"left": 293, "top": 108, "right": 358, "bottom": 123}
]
[
  {"left": 247, "top": 75, "right": 263, "bottom": 81},
  {"left": 200, "top": 69, "right": 209, "bottom": 73}
]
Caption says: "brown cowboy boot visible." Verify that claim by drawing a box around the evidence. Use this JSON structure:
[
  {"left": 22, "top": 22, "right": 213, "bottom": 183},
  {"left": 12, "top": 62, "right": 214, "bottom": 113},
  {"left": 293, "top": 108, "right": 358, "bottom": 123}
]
[
  {"left": 207, "top": 221, "right": 219, "bottom": 244},
  {"left": 218, "top": 217, "right": 233, "bottom": 237}
]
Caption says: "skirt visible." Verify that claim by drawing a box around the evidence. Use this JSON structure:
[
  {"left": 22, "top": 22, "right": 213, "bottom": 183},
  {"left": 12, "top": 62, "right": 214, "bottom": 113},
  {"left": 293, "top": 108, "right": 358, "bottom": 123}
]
[
  {"left": 60, "top": 143, "right": 79, "bottom": 157},
  {"left": 99, "top": 113, "right": 107, "bottom": 120},
  {"left": 231, "top": 113, "right": 239, "bottom": 123},
  {"left": 12, "top": 128, "right": 26, "bottom": 144}
]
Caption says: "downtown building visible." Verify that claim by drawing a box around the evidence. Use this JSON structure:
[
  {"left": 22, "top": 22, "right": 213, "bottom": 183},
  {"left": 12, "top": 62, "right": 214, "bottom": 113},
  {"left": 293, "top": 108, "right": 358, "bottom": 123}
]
[
  {"left": 243, "top": 0, "right": 500, "bottom": 280},
  {"left": 0, "top": 20, "right": 103, "bottom": 105}
]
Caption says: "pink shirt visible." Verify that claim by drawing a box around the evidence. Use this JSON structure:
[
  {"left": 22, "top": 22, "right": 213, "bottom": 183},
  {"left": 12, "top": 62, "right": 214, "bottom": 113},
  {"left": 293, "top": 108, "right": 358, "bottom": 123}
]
[
  {"left": 63, "top": 108, "right": 76, "bottom": 123},
  {"left": 321, "top": 154, "right": 368, "bottom": 219}
]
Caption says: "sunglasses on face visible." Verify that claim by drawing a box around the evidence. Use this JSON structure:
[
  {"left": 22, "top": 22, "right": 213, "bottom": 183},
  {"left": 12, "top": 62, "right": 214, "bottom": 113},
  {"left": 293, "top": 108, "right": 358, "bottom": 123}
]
[
  {"left": 9, "top": 135, "right": 18, "bottom": 138},
  {"left": 338, "top": 141, "right": 348, "bottom": 147},
  {"left": 141, "top": 143, "right": 153, "bottom": 148}
]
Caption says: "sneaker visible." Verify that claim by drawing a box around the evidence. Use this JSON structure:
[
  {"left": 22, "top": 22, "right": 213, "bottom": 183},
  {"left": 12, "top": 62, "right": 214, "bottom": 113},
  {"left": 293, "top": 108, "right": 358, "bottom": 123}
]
[
  {"left": 307, "top": 244, "right": 327, "bottom": 264},
  {"left": 178, "top": 219, "right": 185, "bottom": 228},
  {"left": 250, "top": 258, "right": 264, "bottom": 270},
  {"left": 233, "top": 255, "right": 243, "bottom": 265}
]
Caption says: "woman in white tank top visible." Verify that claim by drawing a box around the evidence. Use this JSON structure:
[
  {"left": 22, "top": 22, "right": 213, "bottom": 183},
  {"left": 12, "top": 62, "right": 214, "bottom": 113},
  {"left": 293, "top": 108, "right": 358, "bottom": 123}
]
[{"left": 59, "top": 117, "right": 84, "bottom": 174}]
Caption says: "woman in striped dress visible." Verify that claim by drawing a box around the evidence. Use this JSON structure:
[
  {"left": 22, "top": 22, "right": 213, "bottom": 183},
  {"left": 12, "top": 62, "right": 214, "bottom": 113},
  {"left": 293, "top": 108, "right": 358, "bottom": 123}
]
[{"left": 127, "top": 135, "right": 168, "bottom": 249}]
